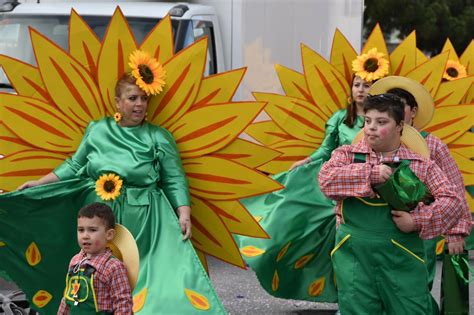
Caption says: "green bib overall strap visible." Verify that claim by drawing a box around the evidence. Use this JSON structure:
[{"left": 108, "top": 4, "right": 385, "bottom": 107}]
[
  {"left": 420, "top": 131, "right": 429, "bottom": 138},
  {"left": 64, "top": 258, "right": 113, "bottom": 315}
]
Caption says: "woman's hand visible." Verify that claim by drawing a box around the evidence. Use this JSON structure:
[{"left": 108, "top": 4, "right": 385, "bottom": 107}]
[
  {"left": 289, "top": 157, "right": 311, "bottom": 171},
  {"left": 17, "top": 180, "right": 42, "bottom": 191},
  {"left": 177, "top": 206, "right": 192, "bottom": 240}
]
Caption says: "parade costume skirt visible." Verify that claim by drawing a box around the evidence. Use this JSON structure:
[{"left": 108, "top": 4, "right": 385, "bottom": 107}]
[
  {"left": 0, "top": 179, "right": 226, "bottom": 314},
  {"left": 236, "top": 160, "right": 338, "bottom": 302}
]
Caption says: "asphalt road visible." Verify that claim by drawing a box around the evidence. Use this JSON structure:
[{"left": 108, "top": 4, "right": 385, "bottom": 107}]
[{"left": 1, "top": 254, "right": 473, "bottom": 314}]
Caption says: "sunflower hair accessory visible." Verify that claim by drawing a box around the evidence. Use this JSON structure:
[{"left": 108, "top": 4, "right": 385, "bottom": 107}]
[
  {"left": 443, "top": 59, "right": 467, "bottom": 81},
  {"left": 129, "top": 49, "right": 166, "bottom": 96},
  {"left": 352, "top": 47, "right": 389, "bottom": 82},
  {"left": 95, "top": 173, "right": 123, "bottom": 201},
  {"left": 114, "top": 112, "right": 122, "bottom": 122}
]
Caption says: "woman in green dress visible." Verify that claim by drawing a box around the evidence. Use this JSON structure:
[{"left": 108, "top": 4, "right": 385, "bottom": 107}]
[
  {"left": 0, "top": 74, "right": 226, "bottom": 314},
  {"left": 237, "top": 76, "right": 371, "bottom": 302}
]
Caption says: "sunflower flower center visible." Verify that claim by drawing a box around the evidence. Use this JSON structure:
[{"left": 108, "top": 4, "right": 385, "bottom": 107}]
[
  {"left": 103, "top": 180, "right": 116, "bottom": 193},
  {"left": 363, "top": 58, "right": 379, "bottom": 72},
  {"left": 138, "top": 65, "right": 155, "bottom": 84},
  {"left": 446, "top": 67, "right": 458, "bottom": 78}
]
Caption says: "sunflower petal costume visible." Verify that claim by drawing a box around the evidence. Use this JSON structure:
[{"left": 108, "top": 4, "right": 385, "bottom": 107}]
[
  {"left": 0, "top": 8, "right": 283, "bottom": 314},
  {"left": 237, "top": 24, "right": 473, "bottom": 302}
]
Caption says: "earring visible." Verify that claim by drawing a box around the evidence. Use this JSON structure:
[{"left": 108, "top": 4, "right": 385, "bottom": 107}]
[
  {"left": 347, "top": 96, "right": 353, "bottom": 104},
  {"left": 114, "top": 112, "right": 122, "bottom": 123},
  {"left": 144, "top": 112, "right": 148, "bottom": 121}
]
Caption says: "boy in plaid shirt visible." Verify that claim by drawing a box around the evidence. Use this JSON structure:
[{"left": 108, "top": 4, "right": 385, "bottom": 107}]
[
  {"left": 58, "top": 203, "right": 132, "bottom": 315},
  {"left": 318, "top": 94, "right": 462, "bottom": 314}
]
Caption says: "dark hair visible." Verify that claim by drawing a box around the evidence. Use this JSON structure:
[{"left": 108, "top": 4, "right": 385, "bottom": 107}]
[
  {"left": 115, "top": 73, "right": 137, "bottom": 98},
  {"left": 363, "top": 93, "right": 404, "bottom": 125},
  {"left": 78, "top": 202, "right": 116, "bottom": 230},
  {"left": 343, "top": 76, "right": 358, "bottom": 128},
  {"left": 387, "top": 88, "right": 417, "bottom": 109}
]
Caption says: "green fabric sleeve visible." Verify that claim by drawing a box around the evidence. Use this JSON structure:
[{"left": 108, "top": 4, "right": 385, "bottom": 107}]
[
  {"left": 309, "top": 110, "right": 345, "bottom": 162},
  {"left": 53, "top": 121, "right": 96, "bottom": 180},
  {"left": 154, "top": 127, "right": 191, "bottom": 209}
]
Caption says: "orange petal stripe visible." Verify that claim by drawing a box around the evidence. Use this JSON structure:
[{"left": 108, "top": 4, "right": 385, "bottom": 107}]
[
  {"left": 272, "top": 270, "right": 279, "bottom": 292},
  {"left": 294, "top": 254, "right": 315, "bottom": 269},
  {"left": 25, "top": 242, "right": 41, "bottom": 266},
  {"left": 436, "top": 239, "right": 446, "bottom": 256},
  {"left": 308, "top": 277, "right": 325, "bottom": 297},
  {"left": 240, "top": 246, "right": 265, "bottom": 258},
  {"left": 276, "top": 241, "right": 291, "bottom": 262}
]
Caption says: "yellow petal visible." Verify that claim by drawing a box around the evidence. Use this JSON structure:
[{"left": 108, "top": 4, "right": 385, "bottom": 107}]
[
  {"left": 148, "top": 38, "right": 207, "bottom": 128},
  {"left": 31, "top": 29, "right": 105, "bottom": 126},
  {"left": 139, "top": 15, "right": 174, "bottom": 65},
  {"left": 184, "top": 288, "right": 210, "bottom": 311},
  {"left": 257, "top": 139, "right": 317, "bottom": 174},
  {"left": 406, "top": 51, "right": 448, "bottom": 97},
  {"left": 193, "top": 68, "right": 246, "bottom": 108},
  {"left": 240, "top": 245, "right": 266, "bottom": 257},
  {"left": 25, "top": 242, "right": 41, "bottom": 266},
  {"left": 460, "top": 40, "right": 473, "bottom": 75},
  {"left": 330, "top": 29, "right": 357, "bottom": 84},
  {"left": 0, "top": 150, "right": 68, "bottom": 192},
  {"left": 183, "top": 156, "right": 283, "bottom": 200},
  {"left": 275, "top": 64, "right": 313, "bottom": 102},
  {"left": 272, "top": 270, "right": 279, "bottom": 291},
  {"left": 390, "top": 31, "right": 417, "bottom": 76},
  {"left": 451, "top": 151, "right": 474, "bottom": 186},
  {"left": 256, "top": 92, "right": 327, "bottom": 143},
  {"left": 308, "top": 277, "right": 325, "bottom": 297},
  {"left": 69, "top": 9, "right": 101, "bottom": 74},
  {"left": 294, "top": 254, "right": 315, "bottom": 269},
  {"left": 97, "top": 7, "right": 137, "bottom": 115},
  {"left": 434, "top": 76, "right": 474, "bottom": 106},
  {"left": 416, "top": 48, "right": 429, "bottom": 66},
  {"left": 441, "top": 38, "right": 460, "bottom": 61},
  {"left": 132, "top": 288, "right": 147, "bottom": 313},
  {"left": 195, "top": 249, "right": 209, "bottom": 273},
  {"left": 302, "top": 44, "right": 350, "bottom": 117},
  {"left": 245, "top": 120, "right": 296, "bottom": 146},
  {"left": 0, "top": 94, "right": 83, "bottom": 152},
  {"left": 448, "top": 132, "right": 474, "bottom": 159},
  {"left": 32, "top": 290, "right": 52, "bottom": 308},
  {"left": 212, "top": 139, "right": 282, "bottom": 169},
  {"left": 436, "top": 239, "right": 446, "bottom": 255},
  {"left": 0, "top": 56, "right": 48, "bottom": 101},
  {"left": 208, "top": 200, "right": 268, "bottom": 238},
  {"left": 0, "top": 123, "right": 34, "bottom": 156},
  {"left": 191, "top": 197, "right": 244, "bottom": 267},
  {"left": 424, "top": 105, "right": 474, "bottom": 144},
  {"left": 170, "top": 101, "right": 265, "bottom": 158},
  {"left": 466, "top": 191, "right": 474, "bottom": 214}
]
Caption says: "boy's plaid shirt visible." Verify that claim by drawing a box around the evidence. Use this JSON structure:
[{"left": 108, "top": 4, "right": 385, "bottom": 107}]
[
  {"left": 318, "top": 139, "right": 463, "bottom": 240},
  {"left": 57, "top": 248, "right": 132, "bottom": 315}
]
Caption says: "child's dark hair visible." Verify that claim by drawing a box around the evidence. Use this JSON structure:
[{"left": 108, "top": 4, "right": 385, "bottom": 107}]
[
  {"left": 78, "top": 202, "right": 116, "bottom": 230},
  {"left": 363, "top": 93, "right": 404, "bottom": 125},
  {"left": 387, "top": 88, "right": 418, "bottom": 109}
]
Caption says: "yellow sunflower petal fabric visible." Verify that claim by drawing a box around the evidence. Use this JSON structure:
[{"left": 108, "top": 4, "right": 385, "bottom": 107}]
[
  {"left": 434, "top": 77, "right": 474, "bottom": 106},
  {"left": 406, "top": 51, "right": 448, "bottom": 97},
  {"left": 31, "top": 29, "right": 105, "bottom": 127},
  {"left": 451, "top": 151, "right": 474, "bottom": 186},
  {"left": 0, "top": 56, "right": 48, "bottom": 101},
  {"left": 139, "top": 15, "right": 174, "bottom": 65},
  {"left": 362, "top": 23, "right": 390, "bottom": 70},
  {"left": 441, "top": 38, "right": 460, "bottom": 61},
  {"left": 330, "top": 29, "right": 357, "bottom": 83},
  {"left": 245, "top": 120, "right": 295, "bottom": 146},
  {"left": 275, "top": 64, "right": 313, "bottom": 102},
  {"left": 424, "top": 105, "right": 474, "bottom": 143},
  {"left": 448, "top": 132, "right": 474, "bottom": 159},
  {"left": 390, "top": 31, "right": 417, "bottom": 76},
  {"left": 460, "top": 40, "right": 473, "bottom": 75},
  {"left": 69, "top": 9, "right": 101, "bottom": 74}
]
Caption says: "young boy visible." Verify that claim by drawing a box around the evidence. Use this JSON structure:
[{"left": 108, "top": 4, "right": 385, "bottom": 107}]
[
  {"left": 318, "top": 93, "right": 462, "bottom": 314},
  {"left": 57, "top": 202, "right": 133, "bottom": 315}
]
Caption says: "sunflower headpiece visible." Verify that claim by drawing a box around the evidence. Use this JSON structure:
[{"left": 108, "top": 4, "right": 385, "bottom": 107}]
[
  {"left": 128, "top": 49, "right": 166, "bottom": 95},
  {"left": 352, "top": 47, "right": 389, "bottom": 82},
  {"left": 443, "top": 59, "right": 467, "bottom": 81}
]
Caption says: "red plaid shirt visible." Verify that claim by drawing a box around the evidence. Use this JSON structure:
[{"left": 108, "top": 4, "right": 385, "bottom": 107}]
[
  {"left": 425, "top": 133, "right": 472, "bottom": 242},
  {"left": 318, "top": 139, "right": 462, "bottom": 240},
  {"left": 57, "top": 248, "right": 132, "bottom": 315}
]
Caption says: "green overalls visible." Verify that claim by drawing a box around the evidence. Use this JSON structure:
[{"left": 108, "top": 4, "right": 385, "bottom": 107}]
[
  {"left": 331, "top": 155, "right": 435, "bottom": 315},
  {"left": 64, "top": 260, "right": 113, "bottom": 315}
]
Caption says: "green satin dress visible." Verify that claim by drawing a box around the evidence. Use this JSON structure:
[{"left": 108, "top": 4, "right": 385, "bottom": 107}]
[
  {"left": 0, "top": 118, "right": 226, "bottom": 314},
  {"left": 237, "top": 109, "right": 363, "bottom": 302}
]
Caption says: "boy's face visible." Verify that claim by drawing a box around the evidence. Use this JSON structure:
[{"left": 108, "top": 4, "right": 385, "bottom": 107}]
[
  {"left": 77, "top": 216, "right": 115, "bottom": 257},
  {"left": 364, "top": 109, "right": 403, "bottom": 152}
]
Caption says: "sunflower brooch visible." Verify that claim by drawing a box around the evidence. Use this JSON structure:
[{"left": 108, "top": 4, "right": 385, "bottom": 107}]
[{"left": 95, "top": 173, "right": 123, "bottom": 201}]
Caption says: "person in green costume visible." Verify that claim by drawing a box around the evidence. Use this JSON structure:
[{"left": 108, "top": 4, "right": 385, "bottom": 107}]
[
  {"left": 0, "top": 73, "right": 226, "bottom": 314},
  {"left": 236, "top": 75, "right": 372, "bottom": 302},
  {"left": 371, "top": 76, "right": 471, "bottom": 303},
  {"left": 319, "top": 93, "right": 463, "bottom": 314}
]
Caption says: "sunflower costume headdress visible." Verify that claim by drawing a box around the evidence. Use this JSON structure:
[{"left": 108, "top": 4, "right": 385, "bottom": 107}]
[
  {"left": 352, "top": 47, "right": 390, "bottom": 82},
  {"left": 128, "top": 49, "right": 166, "bottom": 95}
]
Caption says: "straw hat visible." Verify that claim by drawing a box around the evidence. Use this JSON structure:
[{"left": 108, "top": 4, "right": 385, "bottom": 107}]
[
  {"left": 107, "top": 224, "right": 139, "bottom": 290},
  {"left": 352, "top": 124, "right": 430, "bottom": 158},
  {"left": 369, "top": 76, "right": 435, "bottom": 129}
]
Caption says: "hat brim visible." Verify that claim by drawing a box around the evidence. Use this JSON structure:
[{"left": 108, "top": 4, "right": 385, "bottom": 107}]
[
  {"left": 107, "top": 224, "right": 139, "bottom": 290},
  {"left": 369, "top": 76, "right": 434, "bottom": 129},
  {"left": 352, "top": 124, "right": 430, "bottom": 158}
]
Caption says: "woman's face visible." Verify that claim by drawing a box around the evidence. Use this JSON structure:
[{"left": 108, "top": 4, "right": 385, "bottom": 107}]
[
  {"left": 115, "top": 83, "right": 149, "bottom": 127},
  {"left": 364, "top": 109, "right": 403, "bottom": 152},
  {"left": 352, "top": 76, "right": 372, "bottom": 106}
]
